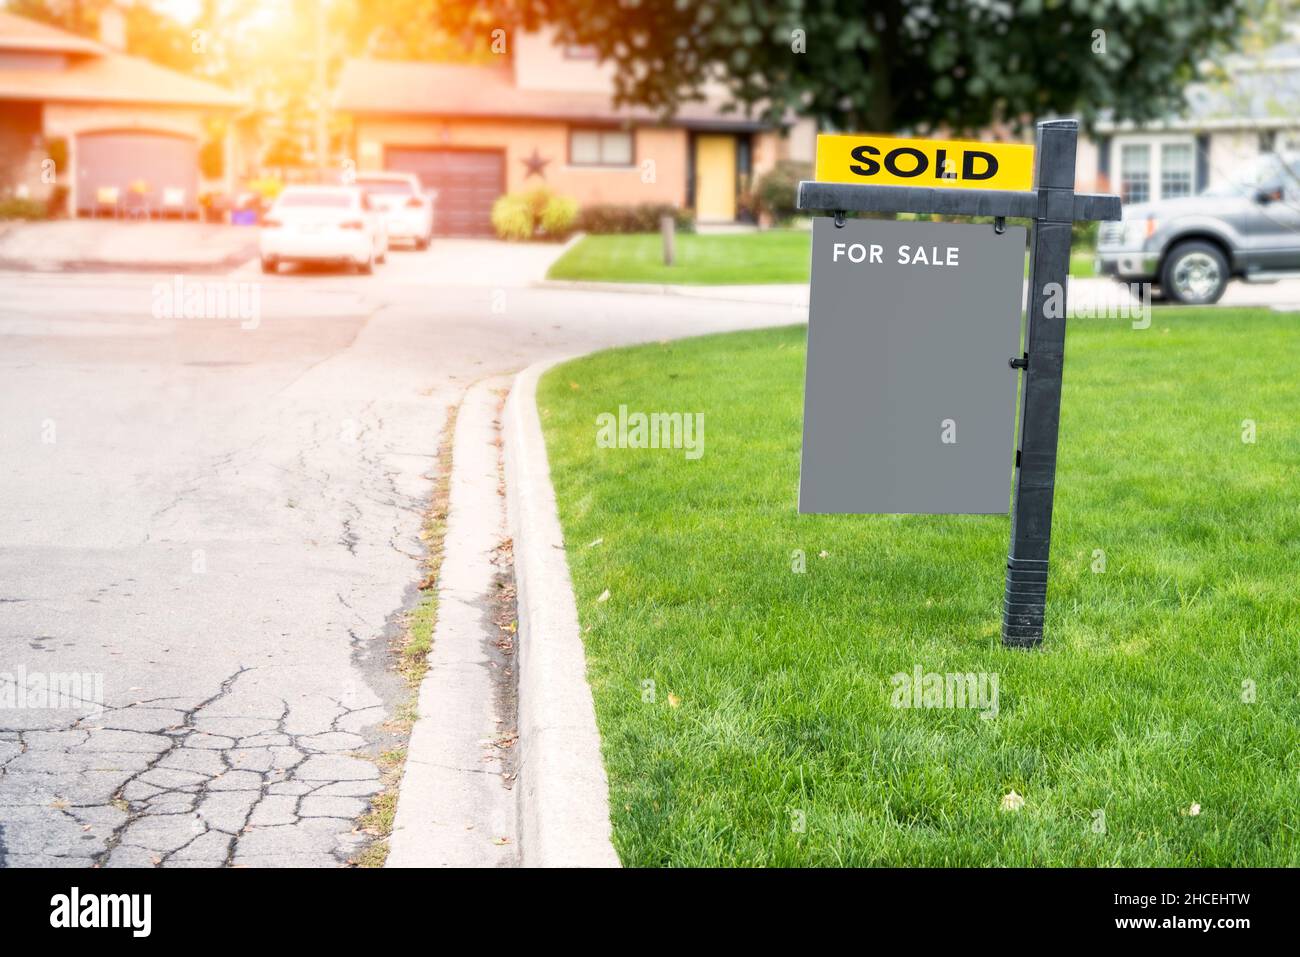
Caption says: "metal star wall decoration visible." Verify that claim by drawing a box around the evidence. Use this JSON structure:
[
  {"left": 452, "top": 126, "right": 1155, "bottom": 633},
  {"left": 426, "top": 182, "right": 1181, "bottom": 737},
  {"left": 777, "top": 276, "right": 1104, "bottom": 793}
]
[{"left": 521, "top": 148, "right": 550, "bottom": 179}]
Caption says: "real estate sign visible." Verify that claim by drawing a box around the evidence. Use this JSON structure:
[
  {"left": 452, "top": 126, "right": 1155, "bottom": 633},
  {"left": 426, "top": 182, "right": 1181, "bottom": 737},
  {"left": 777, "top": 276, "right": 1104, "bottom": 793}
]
[
  {"left": 796, "top": 122, "right": 1122, "bottom": 646},
  {"left": 798, "top": 217, "right": 1025, "bottom": 514},
  {"left": 814, "top": 134, "right": 1035, "bottom": 191}
]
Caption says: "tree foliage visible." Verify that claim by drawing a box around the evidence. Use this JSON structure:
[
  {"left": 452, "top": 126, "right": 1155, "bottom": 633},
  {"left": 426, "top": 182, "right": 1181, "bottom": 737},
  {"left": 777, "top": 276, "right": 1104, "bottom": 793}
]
[{"left": 419, "top": 0, "right": 1249, "bottom": 133}]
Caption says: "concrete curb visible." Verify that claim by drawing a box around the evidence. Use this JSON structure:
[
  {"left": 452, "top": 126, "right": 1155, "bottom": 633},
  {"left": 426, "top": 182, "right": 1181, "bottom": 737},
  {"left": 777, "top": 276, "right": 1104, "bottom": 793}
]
[
  {"left": 503, "top": 357, "right": 621, "bottom": 868},
  {"left": 386, "top": 376, "right": 517, "bottom": 868}
]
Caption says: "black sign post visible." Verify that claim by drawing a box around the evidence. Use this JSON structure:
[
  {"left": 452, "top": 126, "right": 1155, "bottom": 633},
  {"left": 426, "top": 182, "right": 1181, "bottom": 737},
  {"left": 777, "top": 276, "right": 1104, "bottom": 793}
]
[{"left": 797, "top": 118, "right": 1122, "bottom": 648}]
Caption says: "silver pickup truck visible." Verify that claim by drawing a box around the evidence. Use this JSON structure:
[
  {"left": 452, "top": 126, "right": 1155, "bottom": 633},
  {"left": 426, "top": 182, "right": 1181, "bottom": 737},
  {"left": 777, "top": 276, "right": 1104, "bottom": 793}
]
[{"left": 1096, "top": 153, "right": 1300, "bottom": 304}]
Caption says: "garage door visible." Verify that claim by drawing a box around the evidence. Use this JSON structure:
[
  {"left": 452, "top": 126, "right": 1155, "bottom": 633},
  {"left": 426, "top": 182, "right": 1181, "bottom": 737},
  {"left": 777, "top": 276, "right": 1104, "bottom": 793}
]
[
  {"left": 384, "top": 148, "right": 505, "bottom": 237},
  {"left": 76, "top": 131, "right": 198, "bottom": 216}
]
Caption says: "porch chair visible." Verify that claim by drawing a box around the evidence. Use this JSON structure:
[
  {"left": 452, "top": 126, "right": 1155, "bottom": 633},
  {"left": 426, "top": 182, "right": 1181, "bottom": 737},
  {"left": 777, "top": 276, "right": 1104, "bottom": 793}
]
[
  {"left": 161, "top": 187, "right": 187, "bottom": 219},
  {"left": 94, "top": 186, "right": 121, "bottom": 219},
  {"left": 123, "top": 186, "right": 151, "bottom": 220}
]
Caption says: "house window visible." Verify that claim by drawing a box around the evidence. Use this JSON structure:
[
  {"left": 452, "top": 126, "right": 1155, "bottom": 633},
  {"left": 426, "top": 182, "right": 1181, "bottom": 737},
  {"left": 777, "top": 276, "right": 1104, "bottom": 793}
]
[
  {"left": 1160, "top": 143, "right": 1194, "bottom": 198},
  {"left": 562, "top": 44, "right": 598, "bottom": 60},
  {"left": 1120, "top": 144, "right": 1150, "bottom": 203},
  {"left": 1115, "top": 136, "right": 1200, "bottom": 201},
  {"left": 1276, "top": 132, "right": 1300, "bottom": 154},
  {"left": 569, "top": 129, "right": 634, "bottom": 167}
]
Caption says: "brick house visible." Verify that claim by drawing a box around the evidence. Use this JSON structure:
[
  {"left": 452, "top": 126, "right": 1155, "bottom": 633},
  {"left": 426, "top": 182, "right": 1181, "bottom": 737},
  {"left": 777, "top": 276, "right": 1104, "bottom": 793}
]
[
  {"left": 0, "top": 7, "right": 242, "bottom": 217},
  {"left": 336, "top": 28, "right": 815, "bottom": 236},
  {"left": 1075, "top": 30, "right": 1300, "bottom": 204}
]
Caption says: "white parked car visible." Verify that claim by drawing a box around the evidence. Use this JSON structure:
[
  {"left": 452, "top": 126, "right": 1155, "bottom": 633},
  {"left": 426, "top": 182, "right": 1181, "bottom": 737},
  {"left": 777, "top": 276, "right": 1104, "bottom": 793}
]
[
  {"left": 260, "top": 186, "right": 388, "bottom": 274},
  {"left": 354, "top": 172, "right": 435, "bottom": 249}
]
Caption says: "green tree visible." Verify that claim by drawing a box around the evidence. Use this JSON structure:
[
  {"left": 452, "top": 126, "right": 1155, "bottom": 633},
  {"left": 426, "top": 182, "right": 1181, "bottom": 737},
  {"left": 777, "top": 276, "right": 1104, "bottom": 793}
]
[
  {"left": 416, "top": 0, "right": 1248, "bottom": 134},
  {"left": 9, "top": 0, "right": 199, "bottom": 72},
  {"left": 340, "top": 0, "right": 500, "bottom": 61}
]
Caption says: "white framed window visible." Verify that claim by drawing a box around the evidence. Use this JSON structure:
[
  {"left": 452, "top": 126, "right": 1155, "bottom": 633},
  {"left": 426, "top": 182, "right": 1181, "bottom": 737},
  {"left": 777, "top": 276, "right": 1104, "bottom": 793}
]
[
  {"left": 569, "top": 128, "right": 634, "bottom": 167},
  {"left": 1160, "top": 143, "right": 1194, "bottom": 198},
  {"left": 1120, "top": 143, "right": 1150, "bottom": 203},
  {"left": 1113, "top": 135, "right": 1197, "bottom": 202}
]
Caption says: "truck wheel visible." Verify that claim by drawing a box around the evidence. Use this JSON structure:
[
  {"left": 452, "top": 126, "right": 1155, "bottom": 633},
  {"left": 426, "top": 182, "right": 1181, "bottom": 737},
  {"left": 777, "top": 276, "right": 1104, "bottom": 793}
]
[{"left": 1161, "top": 241, "right": 1228, "bottom": 305}]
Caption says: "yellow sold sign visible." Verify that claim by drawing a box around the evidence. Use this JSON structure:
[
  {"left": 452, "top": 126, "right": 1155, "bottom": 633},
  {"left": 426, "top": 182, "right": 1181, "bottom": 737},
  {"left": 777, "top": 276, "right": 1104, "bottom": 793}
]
[{"left": 815, "top": 133, "right": 1035, "bottom": 191}]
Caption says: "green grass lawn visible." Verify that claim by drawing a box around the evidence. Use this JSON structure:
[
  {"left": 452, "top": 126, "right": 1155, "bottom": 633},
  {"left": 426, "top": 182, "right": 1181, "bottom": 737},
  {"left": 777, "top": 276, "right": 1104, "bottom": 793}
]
[
  {"left": 1044, "top": 250, "right": 1095, "bottom": 278},
  {"left": 539, "top": 308, "right": 1299, "bottom": 866},
  {"left": 548, "top": 230, "right": 813, "bottom": 284},
  {"left": 547, "top": 230, "right": 1094, "bottom": 284}
]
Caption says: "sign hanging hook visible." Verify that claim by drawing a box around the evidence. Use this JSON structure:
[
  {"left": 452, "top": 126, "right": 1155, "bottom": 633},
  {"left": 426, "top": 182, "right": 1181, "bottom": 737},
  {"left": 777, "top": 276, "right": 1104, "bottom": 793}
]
[
  {"left": 994, "top": 216, "right": 1006, "bottom": 235},
  {"left": 833, "top": 210, "right": 846, "bottom": 228}
]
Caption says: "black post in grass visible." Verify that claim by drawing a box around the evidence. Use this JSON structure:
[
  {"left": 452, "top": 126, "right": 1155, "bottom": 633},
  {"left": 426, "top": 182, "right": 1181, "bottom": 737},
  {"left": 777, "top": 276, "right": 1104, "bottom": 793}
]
[{"left": 1001, "top": 119, "right": 1086, "bottom": 649}]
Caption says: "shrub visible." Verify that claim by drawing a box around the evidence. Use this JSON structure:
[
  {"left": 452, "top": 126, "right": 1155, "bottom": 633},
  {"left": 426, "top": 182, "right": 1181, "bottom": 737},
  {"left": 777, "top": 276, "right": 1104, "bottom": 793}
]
[
  {"left": 755, "top": 160, "right": 812, "bottom": 224},
  {"left": 45, "top": 137, "right": 68, "bottom": 175},
  {"left": 539, "top": 193, "right": 578, "bottom": 238},
  {"left": 246, "top": 177, "right": 283, "bottom": 204},
  {"left": 491, "top": 194, "right": 534, "bottom": 241},
  {"left": 574, "top": 203, "right": 694, "bottom": 234},
  {"left": 45, "top": 184, "right": 69, "bottom": 218},
  {"left": 0, "top": 197, "right": 49, "bottom": 221},
  {"left": 491, "top": 186, "right": 580, "bottom": 240}
]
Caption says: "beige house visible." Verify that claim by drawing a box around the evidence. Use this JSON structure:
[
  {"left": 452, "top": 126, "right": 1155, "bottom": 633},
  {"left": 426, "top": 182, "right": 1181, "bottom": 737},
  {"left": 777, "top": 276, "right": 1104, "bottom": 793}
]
[
  {"left": 0, "top": 8, "right": 242, "bottom": 217},
  {"left": 337, "top": 28, "right": 814, "bottom": 235},
  {"left": 1076, "top": 30, "right": 1300, "bottom": 203}
]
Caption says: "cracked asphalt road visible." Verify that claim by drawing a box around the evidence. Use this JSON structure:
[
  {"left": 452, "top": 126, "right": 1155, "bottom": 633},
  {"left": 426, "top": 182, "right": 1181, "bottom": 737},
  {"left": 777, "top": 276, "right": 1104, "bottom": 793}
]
[{"left": 0, "top": 243, "right": 795, "bottom": 867}]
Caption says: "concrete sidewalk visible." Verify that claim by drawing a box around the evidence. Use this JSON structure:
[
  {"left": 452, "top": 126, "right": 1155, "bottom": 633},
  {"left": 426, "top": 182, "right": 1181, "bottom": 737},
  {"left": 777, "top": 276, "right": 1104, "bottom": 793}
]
[{"left": 0, "top": 220, "right": 258, "bottom": 273}]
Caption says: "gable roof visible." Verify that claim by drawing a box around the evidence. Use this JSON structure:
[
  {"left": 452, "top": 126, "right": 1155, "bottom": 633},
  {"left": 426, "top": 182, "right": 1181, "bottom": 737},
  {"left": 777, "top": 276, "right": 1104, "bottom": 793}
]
[
  {"left": 0, "top": 11, "right": 241, "bottom": 108},
  {"left": 336, "top": 58, "right": 769, "bottom": 131},
  {"left": 1098, "top": 37, "right": 1300, "bottom": 133},
  {"left": 0, "top": 9, "right": 104, "bottom": 54}
]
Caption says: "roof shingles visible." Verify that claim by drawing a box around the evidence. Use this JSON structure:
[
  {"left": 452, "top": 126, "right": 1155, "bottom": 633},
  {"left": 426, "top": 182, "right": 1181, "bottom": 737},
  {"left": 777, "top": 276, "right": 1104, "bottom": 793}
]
[
  {"left": 0, "top": 11, "right": 240, "bottom": 108},
  {"left": 335, "top": 58, "right": 766, "bottom": 130}
]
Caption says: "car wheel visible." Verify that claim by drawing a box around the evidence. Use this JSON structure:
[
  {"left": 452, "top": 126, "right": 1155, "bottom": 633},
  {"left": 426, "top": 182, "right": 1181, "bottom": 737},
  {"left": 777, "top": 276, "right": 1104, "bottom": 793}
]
[
  {"left": 377, "top": 249, "right": 386, "bottom": 264},
  {"left": 260, "top": 257, "right": 278, "bottom": 274},
  {"left": 415, "top": 236, "right": 430, "bottom": 251},
  {"left": 1161, "top": 241, "right": 1228, "bottom": 305},
  {"left": 357, "top": 253, "right": 374, "bottom": 275}
]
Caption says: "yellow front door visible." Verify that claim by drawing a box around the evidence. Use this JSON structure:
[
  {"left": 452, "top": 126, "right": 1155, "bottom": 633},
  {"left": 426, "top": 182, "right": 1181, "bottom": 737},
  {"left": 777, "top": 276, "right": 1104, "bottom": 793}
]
[{"left": 694, "top": 134, "right": 736, "bottom": 222}]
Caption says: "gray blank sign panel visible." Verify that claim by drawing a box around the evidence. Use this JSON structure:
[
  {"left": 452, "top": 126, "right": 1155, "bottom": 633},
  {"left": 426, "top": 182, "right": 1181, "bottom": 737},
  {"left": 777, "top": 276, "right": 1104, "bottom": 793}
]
[{"left": 799, "top": 217, "right": 1026, "bottom": 514}]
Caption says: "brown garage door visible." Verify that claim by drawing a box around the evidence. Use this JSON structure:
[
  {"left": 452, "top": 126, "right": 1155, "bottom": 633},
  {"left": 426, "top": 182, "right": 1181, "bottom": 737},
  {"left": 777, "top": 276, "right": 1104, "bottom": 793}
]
[
  {"left": 384, "top": 148, "right": 504, "bottom": 237},
  {"left": 76, "top": 131, "right": 198, "bottom": 216}
]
